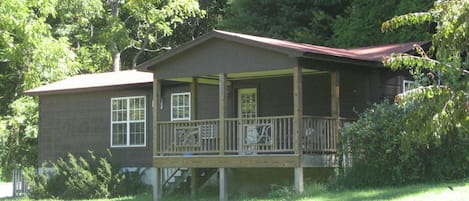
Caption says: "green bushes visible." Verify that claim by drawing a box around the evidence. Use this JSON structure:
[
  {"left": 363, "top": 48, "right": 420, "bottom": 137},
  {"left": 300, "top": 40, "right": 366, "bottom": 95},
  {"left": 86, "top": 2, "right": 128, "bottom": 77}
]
[
  {"left": 337, "top": 101, "right": 469, "bottom": 188},
  {"left": 24, "top": 151, "right": 148, "bottom": 199}
]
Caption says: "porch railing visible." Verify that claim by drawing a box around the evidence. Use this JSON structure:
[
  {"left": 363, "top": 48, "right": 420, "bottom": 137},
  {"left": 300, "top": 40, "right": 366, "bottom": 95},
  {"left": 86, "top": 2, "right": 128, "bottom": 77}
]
[
  {"left": 156, "top": 115, "right": 353, "bottom": 156},
  {"left": 157, "top": 119, "right": 220, "bottom": 154},
  {"left": 224, "top": 116, "right": 294, "bottom": 154}
]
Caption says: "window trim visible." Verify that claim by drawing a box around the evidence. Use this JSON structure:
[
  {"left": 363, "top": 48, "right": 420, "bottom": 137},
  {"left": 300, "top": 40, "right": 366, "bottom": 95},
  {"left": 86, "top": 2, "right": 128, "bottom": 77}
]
[
  {"left": 403, "top": 80, "right": 416, "bottom": 93},
  {"left": 171, "top": 92, "right": 191, "bottom": 121},
  {"left": 110, "top": 96, "right": 146, "bottom": 148}
]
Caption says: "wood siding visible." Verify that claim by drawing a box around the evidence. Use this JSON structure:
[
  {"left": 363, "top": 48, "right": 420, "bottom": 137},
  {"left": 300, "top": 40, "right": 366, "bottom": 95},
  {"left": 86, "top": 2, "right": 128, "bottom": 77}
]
[
  {"left": 154, "top": 38, "right": 297, "bottom": 79},
  {"left": 38, "top": 87, "right": 153, "bottom": 167}
]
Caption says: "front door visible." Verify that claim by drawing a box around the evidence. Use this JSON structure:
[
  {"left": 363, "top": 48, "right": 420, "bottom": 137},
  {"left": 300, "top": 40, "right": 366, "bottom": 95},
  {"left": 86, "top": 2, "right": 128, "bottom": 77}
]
[
  {"left": 238, "top": 88, "right": 257, "bottom": 118},
  {"left": 237, "top": 88, "right": 258, "bottom": 154}
]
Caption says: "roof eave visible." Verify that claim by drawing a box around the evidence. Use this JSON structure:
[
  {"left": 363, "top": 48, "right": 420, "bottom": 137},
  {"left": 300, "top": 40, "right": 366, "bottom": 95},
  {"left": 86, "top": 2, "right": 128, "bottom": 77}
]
[
  {"left": 25, "top": 82, "right": 153, "bottom": 96},
  {"left": 302, "top": 52, "right": 384, "bottom": 68}
]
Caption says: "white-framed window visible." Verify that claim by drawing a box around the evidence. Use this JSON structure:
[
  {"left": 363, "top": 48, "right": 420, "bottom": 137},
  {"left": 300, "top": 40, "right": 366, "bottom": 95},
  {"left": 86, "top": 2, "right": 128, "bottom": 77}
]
[
  {"left": 171, "top": 92, "right": 191, "bottom": 121},
  {"left": 111, "top": 96, "right": 146, "bottom": 147},
  {"left": 403, "top": 80, "right": 417, "bottom": 92}
]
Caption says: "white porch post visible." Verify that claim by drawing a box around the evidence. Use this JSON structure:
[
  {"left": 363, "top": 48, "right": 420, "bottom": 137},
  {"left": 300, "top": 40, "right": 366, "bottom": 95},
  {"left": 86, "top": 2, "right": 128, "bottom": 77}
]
[
  {"left": 293, "top": 66, "right": 304, "bottom": 194},
  {"left": 219, "top": 168, "right": 228, "bottom": 201}
]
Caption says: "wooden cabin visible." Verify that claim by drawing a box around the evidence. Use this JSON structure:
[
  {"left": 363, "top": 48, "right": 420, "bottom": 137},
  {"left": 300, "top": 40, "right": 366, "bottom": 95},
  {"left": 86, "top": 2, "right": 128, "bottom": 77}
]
[{"left": 26, "top": 30, "right": 428, "bottom": 201}]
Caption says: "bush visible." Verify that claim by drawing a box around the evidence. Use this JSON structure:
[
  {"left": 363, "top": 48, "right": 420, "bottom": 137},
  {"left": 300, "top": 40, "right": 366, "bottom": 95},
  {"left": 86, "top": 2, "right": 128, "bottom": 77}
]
[
  {"left": 336, "top": 101, "right": 469, "bottom": 188},
  {"left": 24, "top": 150, "right": 148, "bottom": 199}
]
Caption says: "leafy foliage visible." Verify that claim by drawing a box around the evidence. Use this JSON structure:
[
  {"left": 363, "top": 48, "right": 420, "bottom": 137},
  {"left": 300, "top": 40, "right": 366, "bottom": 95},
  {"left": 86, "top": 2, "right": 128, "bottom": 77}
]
[
  {"left": 219, "top": 0, "right": 347, "bottom": 45},
  {"left": 24, "top": 151, "right": 148, "bottom": 199},
  {"left": 382, "top": 0, "right": 469, "bottom": 145},
  {"left": 330, "top": 0, "right": 433, "bottom": 48},
  {"left": 338, "top": 102, "right": 469, "bottom": 187},
  {"left": 0, "top": 97, "right": 38, "bottom": 181}
]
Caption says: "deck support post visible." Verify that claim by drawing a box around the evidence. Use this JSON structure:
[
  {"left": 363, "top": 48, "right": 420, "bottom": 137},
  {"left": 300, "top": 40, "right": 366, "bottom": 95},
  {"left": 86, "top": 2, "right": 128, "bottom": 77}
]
[
  {"left": 152, "top": 168, "right": 162, "bottom": 201},
  {"left": 294, "top": 167, "right": 304, "bottom": 194},
  {"left": 219, "top": 168, "right": 228, "bottom": 201},
  {"left": 219, "top": 74, "right": 227, "bottom": 155},
  {"left": 191, "top": 168, "right": 198, "bottom": 197}
]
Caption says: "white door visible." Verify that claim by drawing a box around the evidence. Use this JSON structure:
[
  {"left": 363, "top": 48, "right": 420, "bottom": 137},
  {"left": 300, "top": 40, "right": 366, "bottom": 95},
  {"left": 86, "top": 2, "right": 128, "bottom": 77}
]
[
  {"left": 237, "top": 88, "right": 257, "bottom": 154},
  {"left": 238, "top": 88, "right": 257, "bottom": 118}
]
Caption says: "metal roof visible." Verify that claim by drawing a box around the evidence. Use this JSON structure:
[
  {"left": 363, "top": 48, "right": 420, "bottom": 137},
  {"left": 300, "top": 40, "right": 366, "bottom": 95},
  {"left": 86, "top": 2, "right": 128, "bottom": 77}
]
[
  {"left": 25, "top": 70, "right": 153, "bottom": 96},
  {"left": 138, "top": 30, "right": 429, "bottom": 71}
]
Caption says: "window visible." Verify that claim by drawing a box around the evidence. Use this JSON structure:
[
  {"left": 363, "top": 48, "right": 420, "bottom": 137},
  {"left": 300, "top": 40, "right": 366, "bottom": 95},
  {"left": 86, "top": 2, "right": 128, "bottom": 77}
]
[
  {"left": 171, "top": 92, "right": 191, "bottom": 121},
  {"left": 111, "top": 96, "right": 146, "bottom": 147},
  {"left": 403, "top": 80, "right": 417, "bottom": 92}
]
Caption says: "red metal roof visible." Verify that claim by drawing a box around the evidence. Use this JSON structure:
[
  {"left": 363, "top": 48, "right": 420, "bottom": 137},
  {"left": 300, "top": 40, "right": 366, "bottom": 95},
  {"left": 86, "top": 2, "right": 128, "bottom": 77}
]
[
  {"left": 138, "top": 30, "right": 429, "bottom": 71},
  {"left": 25, "top": 70, "right": 153, "bottom": 95},
  {"left": 214, "top": 30, "right": 428, "bottom": 62}
]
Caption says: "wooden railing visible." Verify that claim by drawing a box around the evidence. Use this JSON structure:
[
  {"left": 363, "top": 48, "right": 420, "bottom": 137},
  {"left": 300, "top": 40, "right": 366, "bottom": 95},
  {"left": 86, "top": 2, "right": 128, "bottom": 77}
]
[
  {"left": 156, "top": 116, "right": 353, "bottom": 155},
  {"left": 224, "top": 116, "right": 294, "bottom": 154},
  {"left": 157, "top": 119, "right": 219, "bottom": 155},
  {"left": 302, "top": 116, "right": 338, "bottom": 153}
]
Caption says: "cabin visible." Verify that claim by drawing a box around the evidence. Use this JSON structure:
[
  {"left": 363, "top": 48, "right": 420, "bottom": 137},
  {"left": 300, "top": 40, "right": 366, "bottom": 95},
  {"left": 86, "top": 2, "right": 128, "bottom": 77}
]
[{"left": 26, "top": 30, "right": 427, "bottom": 201}]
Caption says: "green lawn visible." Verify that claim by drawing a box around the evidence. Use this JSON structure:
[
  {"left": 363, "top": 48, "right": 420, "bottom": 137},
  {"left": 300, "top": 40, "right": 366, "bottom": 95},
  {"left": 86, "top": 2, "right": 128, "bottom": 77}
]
[{"left": 2, "top": 179, "right": 468, "bottom": 201}]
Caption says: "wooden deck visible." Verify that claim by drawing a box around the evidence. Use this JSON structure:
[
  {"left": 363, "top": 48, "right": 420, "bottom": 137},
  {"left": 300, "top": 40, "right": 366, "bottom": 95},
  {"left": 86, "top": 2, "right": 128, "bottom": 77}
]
[{"left": 154, "top": 115, "right": 353, "bottom": 168}]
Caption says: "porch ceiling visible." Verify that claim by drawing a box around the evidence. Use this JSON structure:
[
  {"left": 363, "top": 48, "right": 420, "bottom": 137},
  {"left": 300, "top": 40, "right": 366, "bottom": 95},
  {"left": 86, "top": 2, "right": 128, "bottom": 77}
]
[{"left": 166, "top": 68, "right": 323, "bottom": 84}]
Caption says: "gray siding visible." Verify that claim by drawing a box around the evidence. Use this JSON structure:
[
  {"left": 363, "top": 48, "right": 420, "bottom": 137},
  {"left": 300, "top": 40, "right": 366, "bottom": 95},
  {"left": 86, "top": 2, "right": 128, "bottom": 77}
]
[
  {"left": 38, "top": 87, "right": 153, "bottom": 167},
  {"left": 155, "top": 38, "right": 297, "bottom": 79}
]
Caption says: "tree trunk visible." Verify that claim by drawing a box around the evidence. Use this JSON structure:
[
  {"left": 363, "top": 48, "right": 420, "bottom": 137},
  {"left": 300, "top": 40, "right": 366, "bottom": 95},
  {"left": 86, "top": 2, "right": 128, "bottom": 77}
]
[
  {"left": 113, "top": 50, "right": 121, "bottom": 72},
  {"left": 109, "top": 0, "right": 120, "bottom": 71}
]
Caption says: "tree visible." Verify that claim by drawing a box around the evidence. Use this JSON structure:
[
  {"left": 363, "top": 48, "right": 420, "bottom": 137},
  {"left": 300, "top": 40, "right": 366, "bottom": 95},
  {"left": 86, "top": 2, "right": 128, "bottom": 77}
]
[
  {"left": 330, "top": 0, "right": 434, "bottom": 48},
  {"left": 219, "top": 0, "right": 347, "bottom": 46},
  {"left": 382, "top": 0, "right": 468, "bottom": 145}
]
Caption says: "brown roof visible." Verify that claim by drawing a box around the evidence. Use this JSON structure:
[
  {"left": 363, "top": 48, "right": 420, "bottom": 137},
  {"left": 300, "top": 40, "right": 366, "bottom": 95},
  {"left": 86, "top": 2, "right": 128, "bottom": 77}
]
[
  {"left": 138, "top": 30, "right": 429, "bottom": 71},
  {"left": 25, "top": 70, "right": 153, "bottom": 96}
]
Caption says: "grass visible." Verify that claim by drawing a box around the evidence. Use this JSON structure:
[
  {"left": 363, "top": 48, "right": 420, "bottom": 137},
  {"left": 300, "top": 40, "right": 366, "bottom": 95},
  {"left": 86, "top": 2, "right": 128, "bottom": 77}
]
[{"left": 1, "top": 179, "right": 468, "bottom": 201}]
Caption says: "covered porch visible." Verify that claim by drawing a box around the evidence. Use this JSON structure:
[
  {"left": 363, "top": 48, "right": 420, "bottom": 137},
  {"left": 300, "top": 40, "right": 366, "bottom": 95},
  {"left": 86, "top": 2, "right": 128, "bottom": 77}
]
[{"left": 152, "top": 68, "right": 348, "bottom": 166}]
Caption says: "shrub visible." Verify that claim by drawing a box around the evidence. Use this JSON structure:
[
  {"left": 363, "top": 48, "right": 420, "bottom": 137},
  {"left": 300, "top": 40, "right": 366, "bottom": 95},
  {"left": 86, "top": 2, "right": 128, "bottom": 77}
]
[
  {"left": 24, "top": 150, "right": 148, "bottom": 199},
  {"left": 336, "top": 101, "right": 469, "bottom": 188}
]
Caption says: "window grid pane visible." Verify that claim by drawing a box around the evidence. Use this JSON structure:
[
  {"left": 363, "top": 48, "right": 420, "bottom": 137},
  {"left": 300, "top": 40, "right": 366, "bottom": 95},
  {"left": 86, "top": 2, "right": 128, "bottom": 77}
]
[
  {"left": 111, "top": 96, "right": 145, "bottom": 147},
  {"left": 171, "top": 93, "right": 190, "bottom": 120}
]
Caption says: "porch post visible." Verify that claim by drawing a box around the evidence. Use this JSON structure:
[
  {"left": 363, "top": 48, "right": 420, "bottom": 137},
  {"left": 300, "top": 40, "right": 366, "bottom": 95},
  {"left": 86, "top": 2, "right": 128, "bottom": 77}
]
[
  {"left": 219, "top": 73, "right": 227, "bottom": 155},
  {"left": 293, "top": 66, "right": 304, "bottom": 194},
  {"left": 219, "top": 168, "right": 228, "bottom": 201},
  {"left": 152, "top": 75, "right": 162, "bottom": 201},
  {"left": 191, "top": 77, "right": 198, "bottom": 120},
  {"left": 153, "top": 76, "right": 161, "bottom": 156},
  {"left": 330, "top": 71, "right": 340, "bottom": 119},
  {"left": 330, "top": 71, "right": 340, "bottom": 150},
  {"left": 293, "top": 66, "right": 303, "bottom": 156}
]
